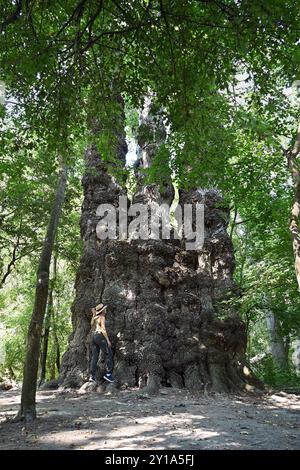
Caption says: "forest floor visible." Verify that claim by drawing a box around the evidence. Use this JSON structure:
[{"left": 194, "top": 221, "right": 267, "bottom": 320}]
[{"left": 0, "top": 386, "right": 299, "bottom": 450}]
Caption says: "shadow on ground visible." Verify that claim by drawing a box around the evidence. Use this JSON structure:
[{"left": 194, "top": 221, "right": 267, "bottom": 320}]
[{"left": 0, "top": 387, "right": 299, "bottom": 449}]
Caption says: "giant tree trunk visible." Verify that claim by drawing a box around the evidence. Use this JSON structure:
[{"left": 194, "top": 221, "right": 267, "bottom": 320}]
[
  {"left": 60, "top": 102, "right": 259, "bottom": 393},
  {"left": 18, "top": 163, "right": 67, "bottom": 421}
]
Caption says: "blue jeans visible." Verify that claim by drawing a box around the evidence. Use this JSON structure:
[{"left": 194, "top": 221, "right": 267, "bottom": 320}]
[{"left": 90, "top": 333, "right": 113, "bottom": 377}]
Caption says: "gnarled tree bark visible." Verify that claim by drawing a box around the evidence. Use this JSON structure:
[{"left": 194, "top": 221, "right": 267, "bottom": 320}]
[{"left": 60, "top": 102, "right": 259, "bottom": 393}]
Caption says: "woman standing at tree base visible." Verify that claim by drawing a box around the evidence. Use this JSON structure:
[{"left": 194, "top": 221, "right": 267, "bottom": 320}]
[{"left": 89, "top": 304, "right": 114, "bottom": 383}]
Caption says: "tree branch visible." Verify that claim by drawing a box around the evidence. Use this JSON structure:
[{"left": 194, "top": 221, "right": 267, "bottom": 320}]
[{"left": 1, "top": 233, "right": 21, "bottom": 286}]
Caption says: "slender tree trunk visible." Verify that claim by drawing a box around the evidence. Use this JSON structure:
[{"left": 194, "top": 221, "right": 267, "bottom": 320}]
[
  {"left": 39, "top": 254, "right": 57, "bottom": 386},
  {"left": 266, "top": 310, "right": 288, "bottom": 371},
  {"left": 52, "top": 255, "right": 61, "bottom": 375},
  {"left": 238, "top": 227, "right": 249, "bottom": 288},
  {"left": 50, "top": 363, "right": 56, "bottom": 380},
  {"left": 55, "top": 340, "right": 60, "bottom": 373},
  {"left": 18, "top": 163, "right": 67, "bottom": 421},
  {"left": 8, "top": 365, "right": 15, "bottom": 380},
  {"left": 229, "top": 205, "right": 238, "bottom": 240},
  {"left": 291, "top": 337, "right": 300, "bottom": 375},
  {"left": 52, "top": 307, "right": 61, "bottom": 375},
  {"left": 286, "top": 121, "right": 300, "bottom": 290},
  {"left": 39, "top": 294, "right": 52, "bottom": 386}
]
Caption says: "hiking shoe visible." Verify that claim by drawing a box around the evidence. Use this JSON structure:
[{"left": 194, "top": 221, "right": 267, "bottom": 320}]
[
  {"left": 103, "top": 373, "right": 114, "bottom": 383},
  {"left": 88, "top": 375, "right": 96, "bottom": 383}
]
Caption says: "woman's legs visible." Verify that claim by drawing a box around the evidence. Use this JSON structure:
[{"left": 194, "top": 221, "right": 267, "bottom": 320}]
[
  {"left": 90, "top": 336, "right": 100, "bottom": 378},
  {"left": 99, "top": 338, "right": 113, "bottom": 373},
  {"left": 90, "top": 333, "right": 114, "bottom": 379}
]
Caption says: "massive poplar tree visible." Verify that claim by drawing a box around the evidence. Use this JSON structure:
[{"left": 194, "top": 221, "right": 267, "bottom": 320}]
[{"left": 0, "top": 0, "right": 300, "bottom": 418}]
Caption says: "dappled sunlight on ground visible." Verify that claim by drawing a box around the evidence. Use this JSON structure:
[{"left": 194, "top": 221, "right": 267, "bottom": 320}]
[{"left": 0, "top": 387, "right": 299, "bottom": 449}]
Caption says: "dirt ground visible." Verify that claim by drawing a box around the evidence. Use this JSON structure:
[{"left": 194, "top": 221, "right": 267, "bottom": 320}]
[{"left": 0, "top": 386, "right": 299, "bottom": 450}]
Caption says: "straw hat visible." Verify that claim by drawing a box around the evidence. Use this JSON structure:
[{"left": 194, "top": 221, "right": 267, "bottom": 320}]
[{"left": 95, "top": 303, "right": 107, "bottom": 315}]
